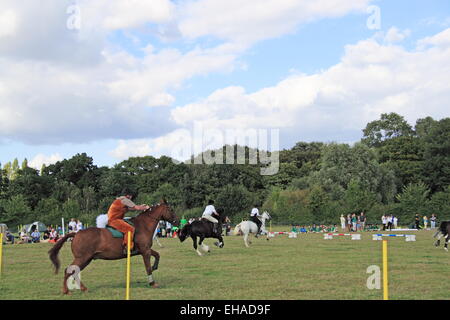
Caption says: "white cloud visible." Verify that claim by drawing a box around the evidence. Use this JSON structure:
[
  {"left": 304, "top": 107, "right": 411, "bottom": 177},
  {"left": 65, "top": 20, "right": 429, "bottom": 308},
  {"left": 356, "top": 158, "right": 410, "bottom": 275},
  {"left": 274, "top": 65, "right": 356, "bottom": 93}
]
[
  {"left": 417, "top": 27, "right": 450, "bottom": 49},
  {"left": 168, "top": 28, "right": 450, "bottom": 149},
  {"left": 110, "top": 129, "right": 193, "bottom": 160},
  {"left": 178, "top": 0, "right": 372, "bottom": 45},
  {"left": 384, "top": 27, "right": 411, "bottom": 44},
  {"left": 0, "top": 9, "right": 18, "bottom": 38},
  {"left": 29, "top": 153, "right": 63, "bottom": 170}
]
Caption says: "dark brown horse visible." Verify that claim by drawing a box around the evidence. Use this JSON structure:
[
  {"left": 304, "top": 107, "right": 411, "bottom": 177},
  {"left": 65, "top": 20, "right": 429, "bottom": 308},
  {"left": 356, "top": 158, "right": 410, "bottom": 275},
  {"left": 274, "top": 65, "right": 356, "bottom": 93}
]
[{"left": 48, "top": 200, "right": 179, "bottom": 294}]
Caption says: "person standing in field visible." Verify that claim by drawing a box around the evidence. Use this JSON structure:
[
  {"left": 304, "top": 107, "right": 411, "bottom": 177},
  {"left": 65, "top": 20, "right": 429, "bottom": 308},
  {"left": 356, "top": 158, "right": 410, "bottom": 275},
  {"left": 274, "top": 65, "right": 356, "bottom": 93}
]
[
  {"left": 430, "top": 214, "right": 437, "bottom": 229},
  {"left": 351, "top": 213, "right": 357, "bottom": 232},
  {"left": 68, "top": 218, "right": 77, "bottom": 232},
  {"left": 359, "top": 212, "right": 366, "bottom": 231},
  {"left": 423, "top": 216, "right": 428, "bottom": 229},
  {"left": 76, "top": 219, "right": 83, "bottom": 232},
  {"left": 340, "top": 214, "right": 346, "bottom": 232},
  {"left": 381, "top": 215, "right": 387, "bottom": 231},
  {"left": 393, "top": 216, "right": 398, "bottom": 229},
  {"left": 347, "top": 214, "right": 352, "bottom": 232},
  {"left": 414, "top": 214, "right": 421, "bottom": 229}
]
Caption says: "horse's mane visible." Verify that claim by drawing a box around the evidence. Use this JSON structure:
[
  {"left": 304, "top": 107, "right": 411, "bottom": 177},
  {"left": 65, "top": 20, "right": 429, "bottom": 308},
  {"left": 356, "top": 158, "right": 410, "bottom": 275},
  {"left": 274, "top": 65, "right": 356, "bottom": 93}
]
[{"left": 132, "top": 203, "right": 164, "bottom": 222}]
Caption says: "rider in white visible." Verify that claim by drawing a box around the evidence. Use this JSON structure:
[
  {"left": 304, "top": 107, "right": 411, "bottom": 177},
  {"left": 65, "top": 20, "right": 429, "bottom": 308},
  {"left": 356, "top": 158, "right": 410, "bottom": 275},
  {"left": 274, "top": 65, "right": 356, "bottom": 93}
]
[
  {"left": 202, "top": 200, "right": 220, "bottom": 235},
  {"left": 250, "top": 206, "right": 262, "bottom": 237}
]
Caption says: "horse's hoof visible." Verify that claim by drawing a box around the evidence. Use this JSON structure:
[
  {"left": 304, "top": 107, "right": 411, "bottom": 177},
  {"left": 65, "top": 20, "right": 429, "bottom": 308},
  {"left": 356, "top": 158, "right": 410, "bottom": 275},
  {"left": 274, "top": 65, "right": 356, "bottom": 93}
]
[
  {"left": 149, "top": 282, "right": 160, "bottom": 288},
  {"left": 445, "top": 248, "right": 448, "bottom": 252}
]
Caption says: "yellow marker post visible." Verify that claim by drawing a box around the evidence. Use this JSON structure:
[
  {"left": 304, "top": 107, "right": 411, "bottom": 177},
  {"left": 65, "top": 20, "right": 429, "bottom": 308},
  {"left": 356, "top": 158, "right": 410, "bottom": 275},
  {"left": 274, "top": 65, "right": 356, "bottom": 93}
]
[
  {"left": 125, "top": 231, "right": 131, "bottom": 300},
  {"left": 382, "top": 240, "right": 388, "bottom": 300},
  {"left": 0, "top": 233, "right": 3, "bottom": 277}
]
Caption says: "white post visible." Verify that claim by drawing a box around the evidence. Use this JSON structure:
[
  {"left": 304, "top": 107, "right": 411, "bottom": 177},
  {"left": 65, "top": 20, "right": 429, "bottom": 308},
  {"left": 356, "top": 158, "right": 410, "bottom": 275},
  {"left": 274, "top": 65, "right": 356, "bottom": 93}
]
[{"left": 62, "top": 218, "right": 65, "bottom": 237}]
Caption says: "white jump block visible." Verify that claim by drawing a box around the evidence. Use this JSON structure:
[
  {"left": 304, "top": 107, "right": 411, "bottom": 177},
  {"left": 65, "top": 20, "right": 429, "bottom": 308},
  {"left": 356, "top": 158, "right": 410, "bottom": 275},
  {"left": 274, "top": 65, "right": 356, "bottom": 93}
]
[
  {"left": 288, "top": 232, "right": 297, "bottom": 238},
  {"left": 351, "top": 234, "right": 361, "bottom": 240},
  {"left": 324, "top": 234, "right": 333, "bottom": 240},
  {"left": 372, "top": 234, "right": 415, "bottom": 242},
  {"left": 268, "top": 232, "right": 275, "bottom": 238}
]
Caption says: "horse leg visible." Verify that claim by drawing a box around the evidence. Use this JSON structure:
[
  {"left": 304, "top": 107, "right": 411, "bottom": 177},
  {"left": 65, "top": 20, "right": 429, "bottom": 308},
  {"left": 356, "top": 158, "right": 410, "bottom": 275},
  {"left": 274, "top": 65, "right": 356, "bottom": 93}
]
[
  {"left": 243, "top": 233, "right": 250, "bottom": 248},
  {"left": 192, "top": 235, "right": 202, "bottom": 256},
  {"left": 199, "top": 236, "right": 210, "bottom": 253},
  {"left": 62, "top": 257, "right": 92, "bottom": 294},
  {"left": 214, "top": 235, "right": 224, "bottom": 248},
  {"left": 155, "top": 236, "right": 163, "bottom": 248},
  {"left": 142, "top": 250, "right": 159, "bottom": 288},
  {"left": 434, "top": 231, "right": 441, "bottom": 247},
  {"left": 150, "top": 249, "right": 160, "bottom": 270},
  {"left": 445, "top": 234, "right": 449, "bottom": 252}
]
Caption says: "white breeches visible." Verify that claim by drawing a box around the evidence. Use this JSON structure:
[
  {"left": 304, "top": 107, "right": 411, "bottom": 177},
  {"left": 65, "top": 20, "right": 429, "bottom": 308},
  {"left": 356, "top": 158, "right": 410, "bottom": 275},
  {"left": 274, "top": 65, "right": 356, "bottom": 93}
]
[{"left": 203, "top": 215, "right": 218, "bottom": 223}]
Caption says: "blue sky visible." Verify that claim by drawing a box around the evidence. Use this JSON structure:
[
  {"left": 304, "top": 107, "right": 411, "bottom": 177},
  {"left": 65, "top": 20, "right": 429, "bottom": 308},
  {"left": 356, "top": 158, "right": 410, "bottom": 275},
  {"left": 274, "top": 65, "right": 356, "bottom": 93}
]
[{"left": 1, "top": 0, "right": 449, "bottom": 169}]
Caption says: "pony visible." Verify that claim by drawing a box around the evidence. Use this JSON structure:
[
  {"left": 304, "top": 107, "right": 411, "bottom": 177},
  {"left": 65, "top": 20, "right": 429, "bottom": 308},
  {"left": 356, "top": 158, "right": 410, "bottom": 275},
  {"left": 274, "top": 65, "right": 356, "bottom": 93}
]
[
  {"left": 433, "top": 221, "right": 450, "bottom": 252},
  {"left": 233, "top": 211, "right": 271, "bottom": 247},
  {"left": 48, "top": 200, "right": 179, "bottom": 294},
  {"left": 178, "top": 213, "right": 227, "bottom": 256}
]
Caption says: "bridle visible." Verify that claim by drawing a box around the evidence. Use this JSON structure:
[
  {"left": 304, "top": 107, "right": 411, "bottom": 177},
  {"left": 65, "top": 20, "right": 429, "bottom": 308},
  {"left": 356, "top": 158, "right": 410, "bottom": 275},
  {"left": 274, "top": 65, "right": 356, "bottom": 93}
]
[{"left": 143, "top": 203, "right": 177, "bottom": 225}]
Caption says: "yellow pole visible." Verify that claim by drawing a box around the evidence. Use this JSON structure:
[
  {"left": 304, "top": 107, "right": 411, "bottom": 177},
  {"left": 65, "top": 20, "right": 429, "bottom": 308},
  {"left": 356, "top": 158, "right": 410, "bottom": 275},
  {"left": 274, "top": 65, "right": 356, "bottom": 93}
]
[
  {"left": 0, "top": 233, "right": 3, "bottom": 276},
  {"left": 125, "top": 231, "right": 131, "bottom": 300},
  {"left": 382, "top": 240, "right": 388, "bottom": 300}
]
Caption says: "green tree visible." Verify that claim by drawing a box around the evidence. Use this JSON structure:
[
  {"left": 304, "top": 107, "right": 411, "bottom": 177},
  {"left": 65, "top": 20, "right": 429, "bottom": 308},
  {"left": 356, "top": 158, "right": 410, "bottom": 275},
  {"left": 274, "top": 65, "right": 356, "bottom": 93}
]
[
  {"left": 422, "top": 118, "right": 450, "bottom": 192},
  {"left": 362, "top": 112, "right": 414, "bottom": 147},
  {"left": 215, "top": 184, "right": 255, "bottom": 220},
  {"left": 0, "top": 194, "right": 32, "bottom": 226},
  {"left": 342, "top": 179, "right": 377, "bottom": 214},
  {"left": 396, "top": 182, "right": 431, "bottom": 223},
  {"left": 34, "top": 198, "right": 61, "bottom": 225}
]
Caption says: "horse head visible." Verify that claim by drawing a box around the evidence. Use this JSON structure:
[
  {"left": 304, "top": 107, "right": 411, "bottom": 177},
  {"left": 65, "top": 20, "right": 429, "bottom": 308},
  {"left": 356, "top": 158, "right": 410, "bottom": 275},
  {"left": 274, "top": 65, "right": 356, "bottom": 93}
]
[
  {"left": 158, "top": 198, "right": 180, "bottom": 227},
  {"left": 178, "top": 224, "right": 190, "bottom": 242},
  {"left": 262, "top": 211, "right": 271, "bottom": 222}
]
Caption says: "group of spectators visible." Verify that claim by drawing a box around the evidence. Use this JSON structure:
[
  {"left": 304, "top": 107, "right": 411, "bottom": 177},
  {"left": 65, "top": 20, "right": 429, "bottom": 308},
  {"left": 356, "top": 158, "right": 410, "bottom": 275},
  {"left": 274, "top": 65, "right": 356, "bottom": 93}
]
[
  {"left": 4, "top": 218, "right": 84, "bottom": 245},
  {"left": 156, "top": 220, "right": 178, "bottom": 238},
  {"left": 18, "top": 226, "right": 60, "bottom": 244},
  {"left": 381, "top": 214, "right": 398, "bottom": 231},
  {"left": 340, "top": 212, "right": 367, "bottom": 232},
  {"left": 68, "top": 218, "right": 83, "bottom": 233},
  {"left": 414, "top": 213, "right": 438, "bottom": 229}
]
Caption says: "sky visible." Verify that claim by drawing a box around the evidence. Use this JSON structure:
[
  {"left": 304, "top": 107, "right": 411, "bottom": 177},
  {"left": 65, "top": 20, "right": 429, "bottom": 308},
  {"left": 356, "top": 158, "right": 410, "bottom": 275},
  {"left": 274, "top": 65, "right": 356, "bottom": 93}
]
[{"left": 0, "top": 0, "right": 449, "bottom": 170}]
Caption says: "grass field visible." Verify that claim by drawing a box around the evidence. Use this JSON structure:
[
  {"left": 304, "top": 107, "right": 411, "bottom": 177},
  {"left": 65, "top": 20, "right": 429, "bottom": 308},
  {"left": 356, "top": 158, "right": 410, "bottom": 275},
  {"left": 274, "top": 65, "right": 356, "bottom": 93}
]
[{"left": 1, "top": 228, "right": 449, "bottom": 300}]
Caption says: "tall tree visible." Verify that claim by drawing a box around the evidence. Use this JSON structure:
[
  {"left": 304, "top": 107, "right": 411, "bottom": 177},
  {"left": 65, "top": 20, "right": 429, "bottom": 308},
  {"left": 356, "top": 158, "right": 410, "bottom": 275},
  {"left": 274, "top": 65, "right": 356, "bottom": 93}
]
[
  {"left": 362, "top": 112, "right": 414, "bottom": 147},
  {"left": 422, "top": 118, "right": 450, "bottom": 192}
]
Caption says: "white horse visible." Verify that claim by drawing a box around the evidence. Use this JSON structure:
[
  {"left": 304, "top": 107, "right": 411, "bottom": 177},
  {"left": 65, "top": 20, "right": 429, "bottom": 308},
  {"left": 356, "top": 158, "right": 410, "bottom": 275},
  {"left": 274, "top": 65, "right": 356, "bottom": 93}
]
[{"left": 233, "top": 211, "right": 271, "bottom": 247}]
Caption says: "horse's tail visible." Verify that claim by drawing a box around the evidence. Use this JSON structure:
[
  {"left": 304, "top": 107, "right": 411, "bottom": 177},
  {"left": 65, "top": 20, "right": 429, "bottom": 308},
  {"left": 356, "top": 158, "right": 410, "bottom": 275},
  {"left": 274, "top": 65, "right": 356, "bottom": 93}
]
[
  {"left": 48, "top": 232, "right": 76, "bottom": 274},
  {"left": 233, "top": 223, "right": 242, "bottom": 236}
]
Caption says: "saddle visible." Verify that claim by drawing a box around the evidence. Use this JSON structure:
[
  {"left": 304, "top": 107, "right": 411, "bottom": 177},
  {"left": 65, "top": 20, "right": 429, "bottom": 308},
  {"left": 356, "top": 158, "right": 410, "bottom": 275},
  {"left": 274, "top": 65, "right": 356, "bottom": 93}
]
[
  {"left": 106, "top": 218, "right": 134, "bottom": 238},
  {"left": 201, "top": 218, "right": 221, "bottom": 236}
]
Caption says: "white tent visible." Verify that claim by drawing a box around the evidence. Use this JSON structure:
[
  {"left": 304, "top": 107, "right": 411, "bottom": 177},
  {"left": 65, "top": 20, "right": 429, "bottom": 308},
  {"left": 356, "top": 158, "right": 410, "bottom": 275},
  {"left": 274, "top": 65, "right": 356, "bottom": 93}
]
[{"left": 22, "top": 221, "right": 47, "bottom": 233}]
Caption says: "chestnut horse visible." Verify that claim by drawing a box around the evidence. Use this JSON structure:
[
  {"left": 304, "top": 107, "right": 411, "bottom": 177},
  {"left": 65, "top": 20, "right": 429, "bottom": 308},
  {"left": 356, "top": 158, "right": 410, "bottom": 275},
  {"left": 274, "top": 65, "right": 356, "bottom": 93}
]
[{"left": 48, "top": 200, "right": 179, "bottom": 294}]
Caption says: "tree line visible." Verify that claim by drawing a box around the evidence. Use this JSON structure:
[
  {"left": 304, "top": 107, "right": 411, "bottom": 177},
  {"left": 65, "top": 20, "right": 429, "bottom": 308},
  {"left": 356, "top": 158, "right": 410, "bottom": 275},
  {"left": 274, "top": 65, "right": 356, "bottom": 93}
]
[{"left": 1, "top": 112, "right": 449, "bottom": 229}]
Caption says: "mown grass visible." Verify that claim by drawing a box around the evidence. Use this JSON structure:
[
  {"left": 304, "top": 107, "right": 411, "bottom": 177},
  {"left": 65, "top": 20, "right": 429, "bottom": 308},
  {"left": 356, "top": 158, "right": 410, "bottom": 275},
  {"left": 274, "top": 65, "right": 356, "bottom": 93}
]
[{"left": 0, "top": 228, "right": 449, "bottom": 300}]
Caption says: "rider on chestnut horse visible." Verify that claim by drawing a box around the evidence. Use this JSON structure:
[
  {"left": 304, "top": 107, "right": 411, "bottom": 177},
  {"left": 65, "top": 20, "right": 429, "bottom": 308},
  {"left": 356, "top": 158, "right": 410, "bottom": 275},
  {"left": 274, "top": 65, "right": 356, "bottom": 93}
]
[{"left": 107, "top": 188, "right": 149, "bottom": 253}]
